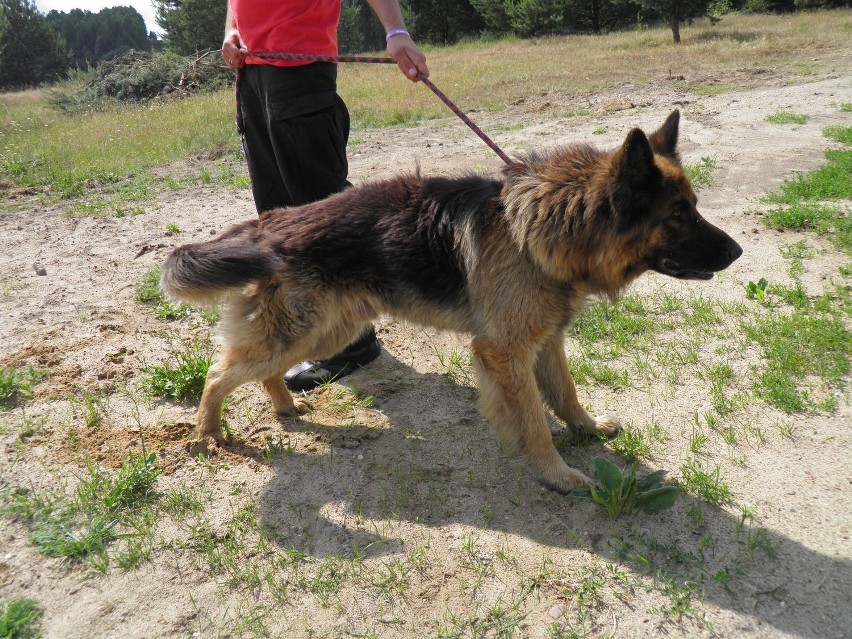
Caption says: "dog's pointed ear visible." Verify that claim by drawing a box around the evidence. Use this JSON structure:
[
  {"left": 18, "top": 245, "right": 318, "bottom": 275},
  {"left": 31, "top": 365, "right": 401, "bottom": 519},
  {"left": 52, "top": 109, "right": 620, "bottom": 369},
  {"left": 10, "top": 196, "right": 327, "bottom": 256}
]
[
  {"left": 617, "top": 127, "right": 656, "bottom": 186},
  {"left": 612, "top": 128, "right": 659, "bottom": 215},
  {"left": 648, "top": 109, "right": 680, "bottom": 159}
]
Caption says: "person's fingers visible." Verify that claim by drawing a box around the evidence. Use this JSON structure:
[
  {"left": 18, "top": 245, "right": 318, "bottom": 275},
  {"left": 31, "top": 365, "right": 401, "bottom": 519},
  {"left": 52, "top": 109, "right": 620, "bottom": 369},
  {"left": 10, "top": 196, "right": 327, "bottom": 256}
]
[
  {"left": 408, "top": 49, "right": 429, "bottom": 80},
  {"left": 221, "top": 42, "right": 244, "bottom": 70},
  {"left": 396, "top": 48, "right": 429, "bottom": 82},
  {"left": 397, "top": 51, "right": 418, "bottom": 81}
]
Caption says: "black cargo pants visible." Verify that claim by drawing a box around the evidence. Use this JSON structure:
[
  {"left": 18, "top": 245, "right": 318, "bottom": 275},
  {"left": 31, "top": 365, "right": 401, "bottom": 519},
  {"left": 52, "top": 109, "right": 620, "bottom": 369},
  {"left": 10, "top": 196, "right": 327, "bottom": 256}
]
[{"left": 237, "top": 62, "right": 351, "bottom": 213}]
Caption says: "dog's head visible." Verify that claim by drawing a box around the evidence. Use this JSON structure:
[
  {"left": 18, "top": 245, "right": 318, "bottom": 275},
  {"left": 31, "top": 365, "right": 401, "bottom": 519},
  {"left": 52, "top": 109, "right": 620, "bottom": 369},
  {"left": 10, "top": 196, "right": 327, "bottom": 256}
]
[{"left": 612, "top": 110, "right": 743, "bottom": 280}]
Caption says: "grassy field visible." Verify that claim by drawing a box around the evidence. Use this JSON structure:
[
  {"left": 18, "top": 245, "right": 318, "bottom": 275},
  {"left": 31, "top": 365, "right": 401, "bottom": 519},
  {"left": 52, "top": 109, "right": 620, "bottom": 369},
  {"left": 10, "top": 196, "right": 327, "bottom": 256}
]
[{"left": 1, "top": 10, "right": 849, "bottom": 203}]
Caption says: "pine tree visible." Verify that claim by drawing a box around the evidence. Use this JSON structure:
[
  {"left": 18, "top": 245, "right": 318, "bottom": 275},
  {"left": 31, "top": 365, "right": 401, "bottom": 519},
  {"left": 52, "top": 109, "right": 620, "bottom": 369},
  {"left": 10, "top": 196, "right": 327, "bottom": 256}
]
[
  {"left": 0, "top": 0, "right": 72, "bottom": 89},
  {"left": 153, "top": 0, "right": 227, "bottom": 56}
]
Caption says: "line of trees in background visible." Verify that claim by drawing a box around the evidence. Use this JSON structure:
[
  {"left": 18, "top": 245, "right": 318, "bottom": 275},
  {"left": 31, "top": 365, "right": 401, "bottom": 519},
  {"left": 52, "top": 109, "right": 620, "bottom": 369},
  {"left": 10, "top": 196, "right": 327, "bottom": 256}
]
[{"left": 1, "top": 0, "right": 848, "bottom": 90}]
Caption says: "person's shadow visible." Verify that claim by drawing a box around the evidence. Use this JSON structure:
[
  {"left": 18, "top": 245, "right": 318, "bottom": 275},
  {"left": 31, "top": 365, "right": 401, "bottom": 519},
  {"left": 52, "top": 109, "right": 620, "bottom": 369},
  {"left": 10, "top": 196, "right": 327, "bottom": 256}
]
[{"left": 248, "top": 349, "right": 849, "bottom": 639}]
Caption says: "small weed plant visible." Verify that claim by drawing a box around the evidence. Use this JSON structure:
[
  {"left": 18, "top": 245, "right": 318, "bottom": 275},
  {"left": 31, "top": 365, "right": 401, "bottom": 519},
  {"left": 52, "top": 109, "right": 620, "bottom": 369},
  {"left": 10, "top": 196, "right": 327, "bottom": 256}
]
[
  {"left": 679, "top": 457, "right": 732, "bottom": 506},
  {"left": 0, "top": 365, "right": 44, "bottom": 410},
  {"left": 570, "top": 457, "right": 678, "bottom": 516},
  {"left": 136, "top": 268, "right": 191, "bottom": 320},
  {"left": 765, "top": 111, "right": 807, "bottom": 125},
  {"left": 69, "top": 389, "right": 109, "bottom": 427},
  {"left": 143, "top": 338, "right": 214, "bottom": 401},
  {"left": 684, "top": 156, "right": 716, "bottom": 189},
  {"left": 0, "top": 598, "right": 43, "bottom": 639},
  {"left": 1, "top": 451, "right": 160, "bottom": 571},
  {"left": 745, "top": 278, "right": 768, "bottom": 303}
]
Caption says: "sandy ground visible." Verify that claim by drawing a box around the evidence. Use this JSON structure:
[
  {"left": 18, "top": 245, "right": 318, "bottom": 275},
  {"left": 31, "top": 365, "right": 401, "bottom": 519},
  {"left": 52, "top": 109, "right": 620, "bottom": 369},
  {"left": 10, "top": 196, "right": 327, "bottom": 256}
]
[{"left": 0, "top": 59, "right": 850, "bottom": 638}]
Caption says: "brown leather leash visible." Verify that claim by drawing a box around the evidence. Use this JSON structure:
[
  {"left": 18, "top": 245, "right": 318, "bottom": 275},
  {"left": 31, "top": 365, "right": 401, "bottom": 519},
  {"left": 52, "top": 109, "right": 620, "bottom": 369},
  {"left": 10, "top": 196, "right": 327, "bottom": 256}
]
[{"left": 236, "top": 50, "right": 514, "bottom": 166}]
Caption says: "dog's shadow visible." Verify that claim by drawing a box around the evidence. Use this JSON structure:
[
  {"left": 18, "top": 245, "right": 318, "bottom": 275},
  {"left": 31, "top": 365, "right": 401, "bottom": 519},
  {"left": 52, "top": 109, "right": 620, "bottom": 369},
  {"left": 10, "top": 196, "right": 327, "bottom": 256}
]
[{"left": 250, "top": 349, "right": 848, "bottom": 638}]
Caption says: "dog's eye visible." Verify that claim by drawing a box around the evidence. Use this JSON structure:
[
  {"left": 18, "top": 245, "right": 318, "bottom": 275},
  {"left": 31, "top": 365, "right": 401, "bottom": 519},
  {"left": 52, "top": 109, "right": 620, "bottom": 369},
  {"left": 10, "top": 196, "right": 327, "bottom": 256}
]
[{"left": 671, "top": 210, "right": 682, "bottom": 218}]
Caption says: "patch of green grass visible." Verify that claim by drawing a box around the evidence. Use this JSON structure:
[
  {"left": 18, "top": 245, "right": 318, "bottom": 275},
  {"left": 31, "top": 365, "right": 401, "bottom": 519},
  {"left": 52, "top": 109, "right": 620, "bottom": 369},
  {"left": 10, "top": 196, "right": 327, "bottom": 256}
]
[
  {"left": 761, "top": 130, "right": 851, "bottom": 253},
  {"left": 570, "top": 294, "right": 653, "bottom": 357},
  {"left": 685, "top": 294, "right": 721, "bottom": 325},
  {"left": 764, "top": 203, "right": 852, "bottom": 254},
  {"left": 135, "top": 268, "right": 191, "bottom": 320},
  {"left": 765, "top": 148, "right": 852, "bottom": 204},
  {"left": 766, "top": 281, "right": 809, "bottom": 309},
  {"left": 684, "top": 156, "right": 716, "bottom": 190},
  {"left": 840, "top": 103, "right": 852, "bottom": 112},
  {"left": 679, "top": 457, "right": 732, "bottom": 506},
  {"left": 0, "top": 365, "right": 45, "bottom": 411},
  {"left": 0, "top": 89, "right": 238, "bottom": 201},
  {"left": 438, "top": 597, "right": 526, "bottom": 639},
  {"left": 608, "top": 421, "right": 668, "bottom": 460},
  {"left": 765, "top": 111, "right": 807, "bottom": 125},
  {"left": 161, "top": 487, "right": 204, "bottom": 519},
  {"left": 1, "top": 451, "right": 160, "bottom": 571},
  {"left": 69, "top": 389, "right": 109, "bottom": 427},
  {"left": 823, "top": 125, "right": 852, "bottom": 145},
  {"left": 703, "top": 362, "right": 738, "bottom": 416},
  {"left": 0, "top": 598, "right": 43, "bottom": 639},
  {"left": 142, "top": 338, "right": 214, "bottom": 401},
  {"left": 439, "top": 348, "right": 475, "bottom": 386},
  {"left": 608, "top": 530, "right": 709, "bottom": 626},
  {"left": 744, "top": 307, "right": 849, "bottom": 413},
  {"left": 568, "top": 357, "right": 631, "bottom": 390},
  {"left": 608, "top": 424, "right": 652, "bottom": 459}
]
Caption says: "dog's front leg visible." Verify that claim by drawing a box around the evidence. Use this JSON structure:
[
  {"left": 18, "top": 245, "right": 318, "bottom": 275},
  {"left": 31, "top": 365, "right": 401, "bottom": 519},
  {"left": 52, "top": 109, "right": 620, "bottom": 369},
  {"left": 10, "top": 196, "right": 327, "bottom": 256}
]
[
  {"left": 472, "top": 337, "right": 592, "bottom": 492},
  {"left": 534, "top": 332, "right": 621, "bottom": 437}
]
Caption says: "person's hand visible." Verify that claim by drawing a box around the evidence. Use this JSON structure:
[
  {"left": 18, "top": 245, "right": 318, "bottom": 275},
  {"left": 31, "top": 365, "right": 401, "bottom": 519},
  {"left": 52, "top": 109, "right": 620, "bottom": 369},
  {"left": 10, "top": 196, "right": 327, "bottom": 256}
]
[
  {"left": 386, "top": 34, "right": 428, "bottom": 82},
  {"left": 222, "top": 29, "right": 245, "bottom": 70}
]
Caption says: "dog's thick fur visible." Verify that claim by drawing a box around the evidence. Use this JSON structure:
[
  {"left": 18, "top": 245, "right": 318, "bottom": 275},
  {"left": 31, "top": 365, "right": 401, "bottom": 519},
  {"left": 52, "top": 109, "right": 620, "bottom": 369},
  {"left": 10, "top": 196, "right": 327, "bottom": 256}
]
[{"left": 162, "top": 110, "right": 742, "bottom": 492}]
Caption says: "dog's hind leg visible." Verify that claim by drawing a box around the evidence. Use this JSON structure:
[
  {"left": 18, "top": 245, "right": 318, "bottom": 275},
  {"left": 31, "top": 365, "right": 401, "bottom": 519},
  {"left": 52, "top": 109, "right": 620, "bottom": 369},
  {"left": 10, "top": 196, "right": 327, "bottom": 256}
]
[
  {"left": 196, "top": 344, "right": 311, "bottom": 441},
  {"left": 534, "top": 332, "right": 621, "bottom": 437},
  {"left": 196, "top": 346, "right": 255, "bottom": 442},
  {"left": 473, "top": 337, "right": 592, "bottom": 492},
  {"left": 262, "top": 376, "right": 311, "bottom": 416}
]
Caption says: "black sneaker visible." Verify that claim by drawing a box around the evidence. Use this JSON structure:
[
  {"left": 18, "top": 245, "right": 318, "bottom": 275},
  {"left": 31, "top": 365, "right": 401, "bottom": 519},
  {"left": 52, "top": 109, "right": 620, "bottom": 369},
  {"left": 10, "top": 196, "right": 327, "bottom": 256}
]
[{"left": 284, "top": 327, "right": 381, "bottom": 392}]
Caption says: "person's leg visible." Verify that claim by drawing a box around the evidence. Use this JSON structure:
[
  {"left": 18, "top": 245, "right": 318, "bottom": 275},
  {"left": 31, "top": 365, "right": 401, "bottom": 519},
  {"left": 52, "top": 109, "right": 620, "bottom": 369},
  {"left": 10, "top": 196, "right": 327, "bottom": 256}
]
[
  {"left": 238, "top": 65, "right": 294, "bottom": 213},
  {"left": 242, "top": 65, "right": 378, "bottom": 389},
  {"left": 272, "top": 94, "right": 352, "bottom": 206},
  {"left": 284, "top": 325, "right": 381, "bottom": 391}
]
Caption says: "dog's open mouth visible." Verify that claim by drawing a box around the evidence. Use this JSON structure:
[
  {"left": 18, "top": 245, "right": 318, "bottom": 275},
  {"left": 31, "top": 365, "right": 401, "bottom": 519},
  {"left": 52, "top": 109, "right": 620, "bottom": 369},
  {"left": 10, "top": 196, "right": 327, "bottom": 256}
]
[{"left": 655, "top": 258, "right": 715, "bottom": 280}]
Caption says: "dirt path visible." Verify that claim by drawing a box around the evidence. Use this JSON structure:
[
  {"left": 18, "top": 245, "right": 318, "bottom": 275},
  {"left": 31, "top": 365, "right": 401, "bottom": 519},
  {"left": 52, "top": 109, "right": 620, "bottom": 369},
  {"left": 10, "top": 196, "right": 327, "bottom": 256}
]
[{"left": 0, "top": 69, "right": 850, "bottom": 638}]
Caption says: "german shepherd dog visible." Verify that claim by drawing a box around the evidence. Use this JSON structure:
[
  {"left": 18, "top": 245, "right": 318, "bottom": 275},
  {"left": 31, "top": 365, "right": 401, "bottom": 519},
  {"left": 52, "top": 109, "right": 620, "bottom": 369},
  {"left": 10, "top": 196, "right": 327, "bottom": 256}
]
[{"left": 162, "top": 110, "right": 742, "bottom": 492}]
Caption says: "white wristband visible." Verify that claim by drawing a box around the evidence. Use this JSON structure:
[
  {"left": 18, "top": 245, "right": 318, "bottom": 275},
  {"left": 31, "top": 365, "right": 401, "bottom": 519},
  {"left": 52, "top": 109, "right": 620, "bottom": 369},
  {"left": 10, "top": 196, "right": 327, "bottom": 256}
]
[{"left": 385, "top": 28, "right": 410, "bottom": 41}]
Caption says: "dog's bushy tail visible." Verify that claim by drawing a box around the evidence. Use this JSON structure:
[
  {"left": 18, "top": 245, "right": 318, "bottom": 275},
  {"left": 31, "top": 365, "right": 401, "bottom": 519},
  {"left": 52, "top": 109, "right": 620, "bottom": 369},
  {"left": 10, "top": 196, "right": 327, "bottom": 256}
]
[{"left": 161, "top": 238, "right": 278, "bottom": 305}]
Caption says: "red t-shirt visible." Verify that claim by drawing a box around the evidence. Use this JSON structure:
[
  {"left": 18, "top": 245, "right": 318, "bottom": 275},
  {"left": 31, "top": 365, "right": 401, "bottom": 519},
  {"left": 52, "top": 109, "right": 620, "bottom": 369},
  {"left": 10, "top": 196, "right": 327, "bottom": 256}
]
[{"left": 231, "top": 0, "right": 340, "bottom": 66}]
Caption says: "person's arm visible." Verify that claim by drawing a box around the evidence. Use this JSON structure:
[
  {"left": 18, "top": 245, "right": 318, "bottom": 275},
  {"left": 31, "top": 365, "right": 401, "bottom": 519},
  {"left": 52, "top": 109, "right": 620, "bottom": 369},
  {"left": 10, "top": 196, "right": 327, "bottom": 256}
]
[
  {"left": 365, "top": 0, "right": 429, "bottom": 82},
  {"left": 222, "top": 2, "right": 245, "bottom": 70}
]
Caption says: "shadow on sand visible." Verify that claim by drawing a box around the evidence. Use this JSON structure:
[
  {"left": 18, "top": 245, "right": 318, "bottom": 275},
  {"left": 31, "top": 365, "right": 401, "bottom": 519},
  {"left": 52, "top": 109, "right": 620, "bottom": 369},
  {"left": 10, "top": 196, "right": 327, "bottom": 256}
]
[{"left": 247, "top": 350, "right": 848, "bottom": 638}]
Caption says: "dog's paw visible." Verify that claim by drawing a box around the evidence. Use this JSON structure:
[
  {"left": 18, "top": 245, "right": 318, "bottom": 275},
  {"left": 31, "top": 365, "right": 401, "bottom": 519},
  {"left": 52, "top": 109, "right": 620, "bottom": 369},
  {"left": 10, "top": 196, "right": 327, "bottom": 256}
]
[
  {"left": 540, "top": 465, "right": 593, "bottom": 493},
  {"left": 275, "top": 398, "right": 312, "bottom": 417},
  {"left": 187, "top": 434, "right": 224, "bottom": 458},
  {"left": 530, "top": 450, "right": 594, "bottom": 493},
  {"left": 588, "top": 414, "right": 621, "bottom": 438},
  {"left": 294, "top": 398, "right": 312, "bottom": 414}
]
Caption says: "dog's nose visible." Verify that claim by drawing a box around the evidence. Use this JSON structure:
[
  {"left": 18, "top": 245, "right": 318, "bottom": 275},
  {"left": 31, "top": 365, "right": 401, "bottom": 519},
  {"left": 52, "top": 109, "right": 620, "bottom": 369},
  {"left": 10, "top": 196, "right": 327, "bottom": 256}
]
[{"left": 728, "top": 240, "right": 743, "bottom": 262}]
